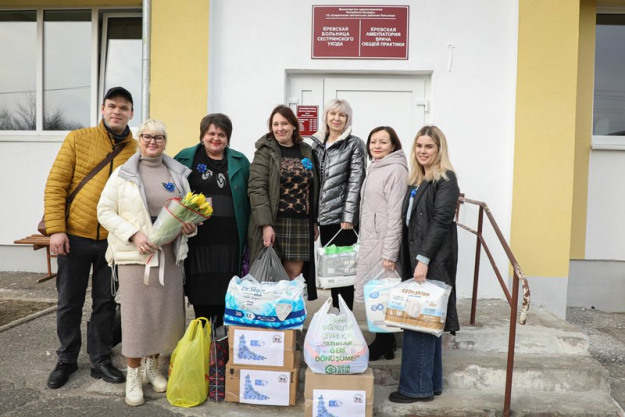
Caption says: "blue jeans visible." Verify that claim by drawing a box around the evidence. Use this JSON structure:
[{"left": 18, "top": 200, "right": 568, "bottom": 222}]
[
  {"left": 55, "top": 235, "right": 115, "bottom": 365},
  {"left": 398, "top": 329, "right": 443, "bottom": 398}
]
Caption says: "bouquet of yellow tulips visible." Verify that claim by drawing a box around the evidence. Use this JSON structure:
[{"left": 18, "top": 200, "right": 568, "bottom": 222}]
[{"left": 149, "top": 192, "right": 213, "bottom": 246}]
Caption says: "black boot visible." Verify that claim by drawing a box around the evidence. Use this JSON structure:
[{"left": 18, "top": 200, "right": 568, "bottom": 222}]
[{"left": 368, "top": 333, "right": 397, "bottom": 361}]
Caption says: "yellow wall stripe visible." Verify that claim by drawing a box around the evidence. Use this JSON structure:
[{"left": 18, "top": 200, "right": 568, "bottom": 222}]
[
  {"left": 511, "top": 0, "right": 581, "bottom": 276},
  {"left": 150, "top": 0, "right": 209, "bottom": 155},
  {"left": 570, "top": 0, "right": 595, "bottom": 259}
]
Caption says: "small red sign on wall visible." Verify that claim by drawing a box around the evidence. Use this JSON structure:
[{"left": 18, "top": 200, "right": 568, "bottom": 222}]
[
  {"left": 297, "top": 105, "right": 319, "bottom": 136},
  {"left": 312, "top": 5, "right": 409, "bottom": 59}
]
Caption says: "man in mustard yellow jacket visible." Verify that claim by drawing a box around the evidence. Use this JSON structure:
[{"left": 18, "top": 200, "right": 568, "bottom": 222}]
[{"left": 44, "top": 87, "right": 137, "bottom": 389}]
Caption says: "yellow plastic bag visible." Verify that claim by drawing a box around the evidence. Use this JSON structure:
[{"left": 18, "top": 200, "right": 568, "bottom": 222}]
[{"left": 167, "top": 317, "right": 212, "bottom": 407}]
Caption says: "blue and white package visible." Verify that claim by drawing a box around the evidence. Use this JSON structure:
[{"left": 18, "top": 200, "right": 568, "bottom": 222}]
[
  {"left": 224, "top": 274, "right": 307, "bottom": 330},
  {"left": 363, "top": 278, "right": 402, "bottom": 333}
]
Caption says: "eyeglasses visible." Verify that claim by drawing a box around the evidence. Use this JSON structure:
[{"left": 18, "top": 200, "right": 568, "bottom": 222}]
[{"left": 140, "top": 134, "right": 166, "bottom": 144}]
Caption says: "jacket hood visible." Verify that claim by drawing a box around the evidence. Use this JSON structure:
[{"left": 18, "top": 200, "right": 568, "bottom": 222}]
[
  {"left": 311, "top": 125, "right": 352, "bottom": 147},
  {"left": 254, "top": 134, "right": 277, "bottom": 150},
  {"left": 370, "top": 149, "right": 408, "bottom": 171}
]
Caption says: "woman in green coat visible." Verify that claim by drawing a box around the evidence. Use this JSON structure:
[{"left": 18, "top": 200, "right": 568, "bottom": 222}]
[
  {"left": 174, "top": 113, "right": 251, "bottom": 326},
  {"left": 248, "top": 105, "right": 318, "bottom": 301}
]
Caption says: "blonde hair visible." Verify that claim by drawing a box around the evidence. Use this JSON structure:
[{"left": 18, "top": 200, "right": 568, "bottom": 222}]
[
  {"left": 408, "top": 125, "right": 455, "bottom": 186},
  {"left": 138, "top": 118, "right": 167, "bottom": 138},
  {"left": 319, "top": 99, "right": 353, "bottom": 137}
]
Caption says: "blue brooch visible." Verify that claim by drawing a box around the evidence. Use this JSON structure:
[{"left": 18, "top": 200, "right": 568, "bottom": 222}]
[
  {"left": 197, "top": 163, "right": 207, "bottom": 173},
  {"left": 162, "top": 182, "right": 175, "bottom": 192},
  {"left": 301, "top": 158, "right": 313, "bottom": 170}
]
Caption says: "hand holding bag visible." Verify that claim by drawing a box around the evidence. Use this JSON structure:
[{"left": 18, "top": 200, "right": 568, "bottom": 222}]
[
  {"left": 384, "top": 279, "right": 452, "bottom": 337},
  {"left": 167, "top": 318, "right": 212, "bottom": 407},
  {"left": 317, "top": 229, "right": 359, "bottom": 288},
  {"left": 303, "top": 294, "right": 369, "bottom": 374},
  {"left": 249, "top": 246, "right": 289, "bottom": 282}
]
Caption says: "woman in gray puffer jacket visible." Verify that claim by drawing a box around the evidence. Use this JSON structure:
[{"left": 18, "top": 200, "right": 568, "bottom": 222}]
[{"left": 311, "top": 99, "right": 366, "bottom": 310}]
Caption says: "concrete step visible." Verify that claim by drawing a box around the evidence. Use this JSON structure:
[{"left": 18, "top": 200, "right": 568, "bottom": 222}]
[
  {"left": 450, "top": 298, "right": 590, "bottom": 355},
  {"left": 372, "top": 386, "right": 625, "bottom": 417},
  {"left": 297, "top": 349, "right": 610, "bottom": 393},
  {"left": 89, "top": 376, "right": 624, "bottom": 417},
  {"left": 305, "top": 292, "right": 590, "bottom": 355}
]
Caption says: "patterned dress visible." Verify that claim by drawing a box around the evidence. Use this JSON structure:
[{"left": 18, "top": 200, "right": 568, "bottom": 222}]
[{"left": 273, "top": 144, "right": 314, "bottom": 261}]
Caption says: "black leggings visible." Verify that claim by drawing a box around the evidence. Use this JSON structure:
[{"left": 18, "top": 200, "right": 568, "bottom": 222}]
[{"left": 319, "top": 223, "right": 358, "bottom": 311}]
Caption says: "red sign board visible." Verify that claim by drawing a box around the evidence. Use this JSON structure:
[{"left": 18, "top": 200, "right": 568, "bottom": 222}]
[
  {"left": 312, "top": 5, "right": 409, "bottom": 59},
  {"left": 297, "top": 105, "right": 319, "bottom": 136}
]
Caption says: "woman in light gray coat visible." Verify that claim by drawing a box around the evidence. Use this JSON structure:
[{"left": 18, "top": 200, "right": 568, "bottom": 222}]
[
  {"left": 355, "top": 126, "right": 408, "bottom": 360},
  {"left": 311, "top": 99, "right": 366, "bottom": 310}
]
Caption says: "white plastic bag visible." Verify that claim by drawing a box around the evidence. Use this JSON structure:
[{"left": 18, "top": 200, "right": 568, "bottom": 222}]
[
  {"left": 363, "top": 267, "right": 402, "bottom": 333},
  {"left": 384, "top": 279, "right": 452, "bottom": 337},
  {"left": 304, "top": 295, "right": 369, "bottom": 374},
  {"left": 224, "top": 274, "right": 307, "bottom": 330},
  {"left": 317, "top": 229, "right": 359, "bottom": 288}
]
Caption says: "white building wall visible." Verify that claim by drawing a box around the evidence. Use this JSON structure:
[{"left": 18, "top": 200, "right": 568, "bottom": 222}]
[
  {"left": 585, "top": 150, "right": 625, "bottom": 261},
  {"left": 0, "top": 138, "right": 63, "bottom": 272},
  {"left": 567, "top": 149, "right": 625, "bottom": 312},
  {"left": 207, "top": 0, "right": 519, "bottom": 301},
  {"left": 1, "top": 0, "right": 522, "bottom": 307}
]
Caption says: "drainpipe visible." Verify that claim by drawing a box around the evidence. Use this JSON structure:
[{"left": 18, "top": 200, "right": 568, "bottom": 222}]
[{"left": 141, "top": 0, "right": 151, "bottom": 120}]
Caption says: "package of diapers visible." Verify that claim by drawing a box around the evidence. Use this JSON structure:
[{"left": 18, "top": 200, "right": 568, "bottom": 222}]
[
  {"left": 224, "top": 274, "right": 307, "bottom": 330},
  {"left": 364, "top": 277, "right": 402, "bottom": 333},
  {"left": 384, "top": 279, "right": 452, "bottom": 337}
]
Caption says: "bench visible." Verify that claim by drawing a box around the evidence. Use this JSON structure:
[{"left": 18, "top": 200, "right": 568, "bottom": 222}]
[{"left": 13, "top": 234, "right": 57, "bottom": 283}]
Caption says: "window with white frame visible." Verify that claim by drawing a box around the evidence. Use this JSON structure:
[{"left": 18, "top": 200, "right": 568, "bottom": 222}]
[
  {"left": 0, "top": 8, "right": 142, "bottom": 133},
  {"left": 593, "top": 13, "right": 625, "bottom": 149}
]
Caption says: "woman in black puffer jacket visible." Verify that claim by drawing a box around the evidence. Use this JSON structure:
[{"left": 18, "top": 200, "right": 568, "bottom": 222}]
[
  {"left": 310, "top": 99, "right": 366, "bottom": 310},
  {"left": 391, "top": 125, "right": 460, "bottom": 404}
]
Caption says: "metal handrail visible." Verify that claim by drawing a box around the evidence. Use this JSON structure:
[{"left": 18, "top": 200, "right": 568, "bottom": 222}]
[{"left": 455, "top": 193, "right": 531, "bottom": 417}]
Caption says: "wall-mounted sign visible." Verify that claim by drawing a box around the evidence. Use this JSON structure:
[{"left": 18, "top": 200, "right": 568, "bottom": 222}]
[
  {"left": 312, "top": 5, "right": 409, "bottom": 59},
  {"left": 297, "top": 105, "right": 319, "bottom": 136}
]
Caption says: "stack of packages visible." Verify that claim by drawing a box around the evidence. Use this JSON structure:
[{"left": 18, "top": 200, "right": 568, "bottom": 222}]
[
  {"left": 223, "top": 247, "right": 306, "bottom": 406},
  {"left": 303, "top": 295, "right": 374, "bottom": 417}
]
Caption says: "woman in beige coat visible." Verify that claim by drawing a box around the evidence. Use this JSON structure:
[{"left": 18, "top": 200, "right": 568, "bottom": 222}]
[{"left": 355, "top": 126, "right": 408, "bottom": 360}]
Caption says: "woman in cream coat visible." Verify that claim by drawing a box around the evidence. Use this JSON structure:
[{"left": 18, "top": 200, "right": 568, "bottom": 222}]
[
  {"left": 98, "top": 119, "right": 196, "bottom": 407},
  {"left": 355, "top": 126, "right": 408, "bottom": 361}
]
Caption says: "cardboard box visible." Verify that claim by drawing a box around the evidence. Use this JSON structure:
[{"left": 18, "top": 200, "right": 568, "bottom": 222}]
[
  {"left": 225, "top": 351, "right": 300, "bottom": 406},
  {"left": 228, "top": 325, "right": 297, "bottom": 368},
  {"left": 304, "top": 367, "right": 374, "bottom": 417}
]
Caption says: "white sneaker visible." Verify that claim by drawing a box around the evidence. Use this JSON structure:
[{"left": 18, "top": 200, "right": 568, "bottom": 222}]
[
  {"left": 142, "top": 357, "right": 167, "bottom": 393},
  {"left": 125, "top": 366, "right": 145, "bottom": 406}
]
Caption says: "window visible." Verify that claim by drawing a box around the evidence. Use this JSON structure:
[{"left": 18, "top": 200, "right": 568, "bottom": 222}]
[
  {"left": 101, "top": 14, "right": 143, "bottom": 130},
  {"left": 44, "top": 10, "right": 92, "bottom": 130},
  {"left": 593, "top": 13, "right": 625, "bottom": 149},
  {"left": 0, "top": 11, "right": 37, "bottom": 130},
  {"left": 0, "top": 8, "right": 142, "bottom": 133}
]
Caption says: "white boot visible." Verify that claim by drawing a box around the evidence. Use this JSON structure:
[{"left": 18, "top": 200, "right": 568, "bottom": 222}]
[
  {"left": 142, "top": 357, "right": 167, "bottom": 393},
  {"left": 125, "top": 366, "right": 145, "bottom": 406}
]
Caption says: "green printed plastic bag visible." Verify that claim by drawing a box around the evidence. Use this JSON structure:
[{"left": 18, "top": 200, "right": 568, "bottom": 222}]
[{"left": 167, "top": 318, "right": 212, "bottom": 407}]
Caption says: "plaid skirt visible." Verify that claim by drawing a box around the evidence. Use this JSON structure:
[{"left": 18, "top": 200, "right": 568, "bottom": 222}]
[{"left": 273, "top": 216, "right": 310, "bottom": 261}]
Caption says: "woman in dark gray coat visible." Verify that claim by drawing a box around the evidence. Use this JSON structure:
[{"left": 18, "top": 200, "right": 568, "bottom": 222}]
[
  {"left": 391, "top": 125, "right": 460, "bottom": 403},
  {"left": 311, "top": 99, "right": 366, "bottom": 310}
]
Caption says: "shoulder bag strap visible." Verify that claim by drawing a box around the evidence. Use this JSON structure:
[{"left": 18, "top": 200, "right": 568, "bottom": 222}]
[{"left": 66, "top": 142, "right": 127, "bottom": 207}]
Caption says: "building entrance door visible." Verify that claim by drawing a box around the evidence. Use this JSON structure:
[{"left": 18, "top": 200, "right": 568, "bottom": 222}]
[{"left": 287, "top": 74, "right": 428, "bottom": 150}]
